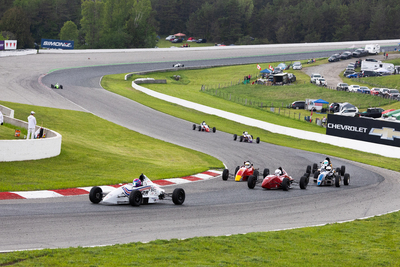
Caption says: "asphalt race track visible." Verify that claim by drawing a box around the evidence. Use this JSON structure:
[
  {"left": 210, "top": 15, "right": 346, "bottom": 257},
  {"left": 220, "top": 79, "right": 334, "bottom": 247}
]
[{"left": 1, "top": 41, "right": 400, "bottom": 251}]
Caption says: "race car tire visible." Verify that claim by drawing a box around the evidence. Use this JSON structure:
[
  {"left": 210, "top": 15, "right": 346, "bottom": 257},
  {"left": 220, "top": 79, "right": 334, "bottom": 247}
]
[
  {"left": 341, "top": 165, "right": 346, "bottom": 176},
  {"left": 51, "top": 84, "right": 54, "bottom": 88},
  {"left": 312, "top": 163, "right": 318, "bottom": 173},
  {"left": 256, "top": 137, "right": 260, "bottom": 144},
  {"left": 212, "top": 127, "right": 216, "bottom": 133},
  {"left": 247, "top": 175, "right": 257, "bottom": 189},
  {"left": 198, "top": 126, "right": 201, "bottom": 131},
  {"left": 233, "top": 134, "right": 237, "bottom": 141},
  {"left": 234, "top": 166, "right": 240, "bottom": 175},
  {"left": 129, "top": 190, "right": 142, "bottom": 206},
  {"left": 313, "top": 171, "right": 319, "bottom": 182},
  {"left": 335, "top": 175, "right": 341, "bottom": 187},
  {"left": 253, "top": 169, "right": 259, "bottom": 178},
  {"left": 282, "top": 178, "right": 290, "bottom": 191},
  {"left": 344, "top": 173, "right": 350, "bottom": 185},
  {"left": 300, "top": 176, "right": 308, "bottom": 189},
  {"left": 89, "top": 186, "right": 103, "bottom": 204},
  {"left": 263, "top": 168, "right": 269, "bottom": 178},
  {"left": 335, "top": 167, "right": 341, "bottom": 175},
  {"left": 222, "top": 169, "right": 229, "bottom": 180},
  {"left": 192, "top": 124, "right": 196, "bottom": 130},
  {"left": 239, "top": 136, "right": 243, "bottom": 142},
  {"left": 172, "top": 188, "right": 185, "bottom": 205},
  {"left": 306, "top": 165, "right": 311, "bottom": 174}
]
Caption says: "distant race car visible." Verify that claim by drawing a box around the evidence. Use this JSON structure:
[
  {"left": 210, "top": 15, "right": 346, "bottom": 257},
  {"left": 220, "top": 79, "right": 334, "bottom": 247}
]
[
  {"left": 233, "top": 132, "right": 260, "bottom": 143},
  {"left": 89, "top": 174, "right": 185, "bottom": 206},
  {"left": 222, "top": 161, "right": 261, "bottom": 182},
  {"left": 51, "top": 83, "right": 63, "bottom": 89},
  {"left": 192, "top": 122, "right": 216, "bottom": 133},
  {"left": 173, "top": 63, "right": 184, "bottom": 67},
  {"left": 311, "top": 158, "right": 350, "bottom": 187},
  {"left": 247, "top": 167, "right": 309, "bottom": 191}
]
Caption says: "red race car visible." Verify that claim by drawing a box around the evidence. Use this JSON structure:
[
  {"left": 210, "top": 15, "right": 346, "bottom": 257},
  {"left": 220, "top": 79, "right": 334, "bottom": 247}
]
[
  {"left": 222, "top": 161, "right": 263, "bottom": 182},
  {"left": 192, "top": 121, "right": 216, "bottom": 133},
  {"left": 247, "top": 167, "right": 309, "bottom": 191}
]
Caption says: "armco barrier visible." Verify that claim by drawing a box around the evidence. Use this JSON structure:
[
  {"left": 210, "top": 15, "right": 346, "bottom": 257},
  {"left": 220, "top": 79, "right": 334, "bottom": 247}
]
[
  {"left": 132, "top": 82, "right": 400, "bottom": 159},
  {"left": 0, "top": 105, "right": 62, "bottom": 162}
]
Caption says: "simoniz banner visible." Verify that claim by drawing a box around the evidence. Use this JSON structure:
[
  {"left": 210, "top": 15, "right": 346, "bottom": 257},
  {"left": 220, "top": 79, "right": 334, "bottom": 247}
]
[
  {"left": 41, "top": 39, "right": 74, "bottom": 49},
  {"left": 326, "top": 114, "right": 400, "bottom": 147}
]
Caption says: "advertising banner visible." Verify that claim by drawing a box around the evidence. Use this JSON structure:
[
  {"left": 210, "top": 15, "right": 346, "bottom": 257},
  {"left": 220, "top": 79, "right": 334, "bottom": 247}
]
[
  {"left": 4, "top": 40, "right": 17, "bottom": 50},
  {"left": 41, "top": 39, "right": 74, "bottom": 50},
  {"left": 326, "top": 114, "right": 400, "bottom": 147},
  {"left": 0, "top": 41, "right": 4, "bottom": 50}
]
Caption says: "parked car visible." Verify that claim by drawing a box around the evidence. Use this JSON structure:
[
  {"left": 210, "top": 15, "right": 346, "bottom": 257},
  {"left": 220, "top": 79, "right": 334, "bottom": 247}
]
[
  {"left": 379, "top": 88, "right": 390, "bottom": 97},
  {"left": 387, "top": 89, "right": 400, "bottom": 99},
  {"left": 359, "top": 86, "right": 371, "bottom": 94},
  {"left": 310, "top": 73, "right": 322, "bottom": 83},
  {"left": 352, "top": 48, "right": 368, "bottom": 57},
  {"left": 329, "top": 102, "right": 340, "bottom": 113},
  {"left": 365, "top": 58, "right": 379, "bottom": 62},
  {"left": 340, "top": 51, "right": 352, "bottom": 59},
  {"left": 291, "top": 101, "right": 305, "bottom": 109},
  {"left": 165, "top": 35, "right": 175, "bottom": 41},
  {"left": 315, "top": 78, "right": 327, "bottom": 86},
  {"left": 362, "top": 71, "right": 382, "bottom": 77},
  {"left": 358, "top": 107, "right": 385, "bottom": 118},
  {"left": 171, "top": 38, "right": 183, "bottom": 43},
  {"left": 196, "top": 39, "right": 207, "bottom": 43},
  {"left": 343, "top": 69, "right": 355, "bottom": 76},
  {"left": 288, "top": 73, "right": 296, "bottom": 82},
  {"left": 336, "top": 83, "right": 349, "bottom": 91},
  {"left": 187, "top": 37, "right": 196, "bottom": 42},
  {"left": 370, "top": 88, "right": 380, "bottom": 95},
  {"left": 292, "top": 62, "right": 302, "bottom": 70},
  {"left": 328, "top": 54, "right": 340, "bottom": 62},
  {"left": 346, "top": 72, "right": 361, "bottom": 78},
  {"left": 348, "top": 85, "right": 361, "bottom": 92},
  {"left": 335, "top": 107, "right": 359, "bottom": 117}
]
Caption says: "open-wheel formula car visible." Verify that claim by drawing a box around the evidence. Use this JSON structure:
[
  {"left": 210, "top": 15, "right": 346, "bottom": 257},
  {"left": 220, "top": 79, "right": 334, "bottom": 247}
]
[
  {"left": 173, "top": 63, "right": 184, "bottom": 68},
  {"left": 192, "top": 122, "right": 216, "bottom": 133},
  {"left": 89, "top": 174, "right": 185, "bottom": 206},
  {"left": 50, "top": 83, "right": 63, "bottom": 89},
  {"left": 247, "top": 167, "right": 309, "bottom": 191},
  {"left": 309, "top": 158, "right": 350, "bottom": 187},
  {"left": 222, "top": 161, "right": 261, "bottom": 182},
  {"left": 233, "top": 131, "right": 260, "bottom": 143}
]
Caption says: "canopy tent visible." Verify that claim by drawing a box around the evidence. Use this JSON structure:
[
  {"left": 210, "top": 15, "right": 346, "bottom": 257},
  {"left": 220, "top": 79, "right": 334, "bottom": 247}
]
[
  {"left": 314, "top": 99, "right": 329, "bottom": 104},
  {"left": 260, "top": 68, "right": 271, "bottom": 74},
  {"left": 174, "top": 33, "right": 186, "bottom": 37}
]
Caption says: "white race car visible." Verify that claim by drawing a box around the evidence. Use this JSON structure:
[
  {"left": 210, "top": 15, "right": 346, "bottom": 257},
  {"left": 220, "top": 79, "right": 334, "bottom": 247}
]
[
  {"left": 89, "top": 174, "right": 185, "bottom": 206},
  {"left": 173, "top": 63, "right": 184, "bottom": 67}
]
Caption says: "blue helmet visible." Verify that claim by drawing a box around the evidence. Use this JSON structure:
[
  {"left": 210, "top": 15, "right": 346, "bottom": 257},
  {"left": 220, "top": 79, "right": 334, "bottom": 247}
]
[{"left": 133, "top": 178, "right": 142, "bottom": 187}]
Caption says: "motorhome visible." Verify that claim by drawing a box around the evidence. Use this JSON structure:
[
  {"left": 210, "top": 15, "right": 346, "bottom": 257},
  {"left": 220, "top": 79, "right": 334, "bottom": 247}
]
[
  {"left": 365, "top": 44, "right": 380, "bottom": 54},
  {"left": 361, "top": 61, "right": 394, "bottom": 73}
]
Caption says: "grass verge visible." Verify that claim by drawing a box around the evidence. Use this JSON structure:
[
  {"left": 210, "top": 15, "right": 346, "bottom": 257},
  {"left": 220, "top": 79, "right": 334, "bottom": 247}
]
[
  {"left": 0, "top": 101, "right": 223, "bottom": 191},
  {"left": 1, "top": 211, "right": 399, "bottom": 266}
]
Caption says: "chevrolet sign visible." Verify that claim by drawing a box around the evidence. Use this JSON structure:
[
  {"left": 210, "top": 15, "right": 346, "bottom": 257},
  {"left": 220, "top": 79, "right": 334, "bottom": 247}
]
[
  {"left": 41, "top": 39, "right": 74, "bottom": 50},
  {"left": 326, "top": 114, "right": 400, "bottom": 147}
]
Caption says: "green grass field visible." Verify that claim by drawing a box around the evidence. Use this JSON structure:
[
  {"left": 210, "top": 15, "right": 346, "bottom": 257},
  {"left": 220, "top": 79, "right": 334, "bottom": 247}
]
[{"left": 1, "top": 59, "right": 400, "bottom": 265}]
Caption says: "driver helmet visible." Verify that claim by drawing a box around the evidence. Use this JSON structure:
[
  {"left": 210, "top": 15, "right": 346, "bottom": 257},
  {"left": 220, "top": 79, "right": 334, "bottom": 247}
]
[
  {"left": 132, "top": 178, "right": 142, "bottom": 187},
  {"left": 244, "top": 131, "right": 248, "bottom": 135},
  {"left": 245, "top": 161, "right": 251, "bottom": 168},
  {"left": 275, "top": 169, "right": 282, "bottom": 176},
  {"left": 323, "top": 160, "right": 329, "bottom": 166}
]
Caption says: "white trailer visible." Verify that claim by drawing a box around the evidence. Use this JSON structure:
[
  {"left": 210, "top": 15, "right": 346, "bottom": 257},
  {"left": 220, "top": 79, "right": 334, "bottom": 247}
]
[
  {"left": 365, "top": 44, "right": 380, "bottom": 54},
  {"left": 361, "top": 61, "right": 394, "bottom": 73},
  {"left": 305, "top": 99, "right": 323, "bottom": 111}
]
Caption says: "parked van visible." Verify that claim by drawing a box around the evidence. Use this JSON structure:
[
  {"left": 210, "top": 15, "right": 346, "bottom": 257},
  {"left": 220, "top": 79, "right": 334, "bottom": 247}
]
[
  {"left": 305, "top": 99, "right": 323, "bottom": 111},
  {"left": 365, "top": 44, "right": 380, "bottom": 55}
]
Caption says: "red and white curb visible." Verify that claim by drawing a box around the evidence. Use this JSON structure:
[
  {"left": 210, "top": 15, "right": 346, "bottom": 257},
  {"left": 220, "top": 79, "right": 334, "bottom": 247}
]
[{"left": 0, "top": 170, "right": 222, "bottom": 200}]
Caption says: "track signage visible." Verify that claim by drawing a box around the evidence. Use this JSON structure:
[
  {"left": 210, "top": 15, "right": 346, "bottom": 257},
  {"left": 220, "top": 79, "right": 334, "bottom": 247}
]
[
  {"left": 326, "top": 114, "right": 400, "bottom": 147},
  {"left": 41, "top": 39, "right": 74, "bottom": 50}
]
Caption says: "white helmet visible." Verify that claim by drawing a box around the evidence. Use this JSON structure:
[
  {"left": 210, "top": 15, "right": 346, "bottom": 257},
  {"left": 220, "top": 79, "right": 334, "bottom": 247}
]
[
  {"left": 244, "top": 132, "right": 248, "bottom": 135},
  {"left": 323, "top": 160, "right": 329, "bottom": 166},
  {"left": 245, "top": 162, "right": 251, "bottom": 168},
  {"left": 275, "top": 169, "right": 282, "bottom": 176}
]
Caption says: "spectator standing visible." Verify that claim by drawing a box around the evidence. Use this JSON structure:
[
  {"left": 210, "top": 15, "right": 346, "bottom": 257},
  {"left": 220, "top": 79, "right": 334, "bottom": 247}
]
[
  {"left": 27, "top": 111, "right": 36, "bottom": 139},
  {"left": 0, "top": 110, "right": 3, "bottom": 125}
]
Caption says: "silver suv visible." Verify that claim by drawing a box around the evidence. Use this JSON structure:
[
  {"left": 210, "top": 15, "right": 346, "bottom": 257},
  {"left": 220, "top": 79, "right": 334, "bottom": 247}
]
[{"left": 310, "top": 73, "right": 322, "bottom": 83}]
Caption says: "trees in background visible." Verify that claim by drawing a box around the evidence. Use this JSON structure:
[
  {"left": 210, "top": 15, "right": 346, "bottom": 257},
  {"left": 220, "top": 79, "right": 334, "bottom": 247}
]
[{"left": 0, "top": 0, "right": 400, "bottom": 49}]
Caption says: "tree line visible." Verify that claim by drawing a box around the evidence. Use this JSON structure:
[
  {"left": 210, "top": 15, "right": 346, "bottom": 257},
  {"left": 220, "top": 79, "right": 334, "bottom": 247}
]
[{"left": 0, "top": 0, "right": 399, "bottom": 49}]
